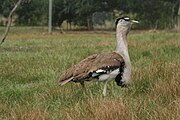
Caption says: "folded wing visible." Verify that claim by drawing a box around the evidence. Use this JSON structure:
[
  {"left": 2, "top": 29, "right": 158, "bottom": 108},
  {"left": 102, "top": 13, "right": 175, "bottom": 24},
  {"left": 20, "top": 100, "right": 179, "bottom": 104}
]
[{"left": 59, "top": 52, "right": 124, "bottom": 85}]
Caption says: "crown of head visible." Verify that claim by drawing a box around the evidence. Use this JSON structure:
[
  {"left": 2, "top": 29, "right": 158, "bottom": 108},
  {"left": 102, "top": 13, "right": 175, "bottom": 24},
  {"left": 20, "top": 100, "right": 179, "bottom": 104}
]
[{"left": 115, "top": 16, "right": 131, "bottom": 26}]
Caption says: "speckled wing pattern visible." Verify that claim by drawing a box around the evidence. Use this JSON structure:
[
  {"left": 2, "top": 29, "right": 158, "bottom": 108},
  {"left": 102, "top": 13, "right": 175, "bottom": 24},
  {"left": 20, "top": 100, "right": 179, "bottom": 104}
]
[{"left": 59, "top": 52, "right": 125, "bottom": 85}]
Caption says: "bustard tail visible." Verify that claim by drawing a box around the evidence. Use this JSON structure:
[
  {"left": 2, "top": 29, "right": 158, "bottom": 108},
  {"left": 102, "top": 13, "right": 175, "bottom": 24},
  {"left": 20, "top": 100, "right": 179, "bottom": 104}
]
[{"left": 59, "top": 77, "right": 73, "bottom": 86}]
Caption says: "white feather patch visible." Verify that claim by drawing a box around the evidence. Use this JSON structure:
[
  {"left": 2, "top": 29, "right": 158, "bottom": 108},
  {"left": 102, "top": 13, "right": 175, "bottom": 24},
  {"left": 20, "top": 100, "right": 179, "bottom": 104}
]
[
  {"left": 99, "top": 74, "right": 110, "bottom": 81},
  {"left": 96, "top": 69, "right": 106, "bottom": 73},
  {"left": 98, "top": 69, "right": 120, "bottom": 82},
  {"left": 92, "top": 73, "right": 98, "bottom": 77},
  {"left": 108, "top": 69, "right": 119, "bottom": 79}
]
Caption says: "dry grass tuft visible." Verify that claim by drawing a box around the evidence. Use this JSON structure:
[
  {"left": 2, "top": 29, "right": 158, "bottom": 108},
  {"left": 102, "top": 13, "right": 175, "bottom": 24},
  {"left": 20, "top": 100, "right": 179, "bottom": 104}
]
[
  {"left": 9, "top": 108, "right": 48, "bottom": 120},
  {"left": 153, "top": 101, "right": 180, "bottom": 120},
  {"left": 62, "top": 98, "right": 126, "bottom": 120},
  {"left": 149, "top": 62, "right": 180, "bottom": 99},
  {"left": 86, "top": 99, "right": 125, "bottom": 120}
]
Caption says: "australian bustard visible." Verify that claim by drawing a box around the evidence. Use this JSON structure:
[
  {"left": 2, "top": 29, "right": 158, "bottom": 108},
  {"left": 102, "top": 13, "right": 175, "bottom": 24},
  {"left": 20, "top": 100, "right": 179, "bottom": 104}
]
[{"left": 59, "top": 16, "right": 139, "bottom": 96}]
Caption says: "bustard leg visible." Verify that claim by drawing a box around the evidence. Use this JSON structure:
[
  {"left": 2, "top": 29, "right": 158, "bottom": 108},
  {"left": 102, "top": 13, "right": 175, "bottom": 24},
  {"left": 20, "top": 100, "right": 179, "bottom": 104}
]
[
  {"left": 103, "top": 81, "right": 108, "bottom": 97},
  {"left": 80, "top": 81, "right": 87, "bottom": 95}
]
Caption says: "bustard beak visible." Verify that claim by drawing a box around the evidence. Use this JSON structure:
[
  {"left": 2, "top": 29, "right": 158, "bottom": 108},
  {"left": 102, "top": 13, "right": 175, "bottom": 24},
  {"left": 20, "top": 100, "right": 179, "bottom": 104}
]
[{"left": 131, "top": 20, "right": 139, "bottom": 24}]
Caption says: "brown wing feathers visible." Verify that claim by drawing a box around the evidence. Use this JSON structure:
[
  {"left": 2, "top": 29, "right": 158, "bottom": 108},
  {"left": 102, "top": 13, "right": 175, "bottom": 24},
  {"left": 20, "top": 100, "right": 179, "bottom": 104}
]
[{"left": 59, "top": 52, "right": 124, "bottom": 85}]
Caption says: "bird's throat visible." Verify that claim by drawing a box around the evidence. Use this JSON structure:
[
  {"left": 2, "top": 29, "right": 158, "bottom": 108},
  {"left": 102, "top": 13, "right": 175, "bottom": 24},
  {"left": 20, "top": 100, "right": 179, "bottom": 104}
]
[{"left": 116, "top": 27, "right": 129, "bottom": 59}]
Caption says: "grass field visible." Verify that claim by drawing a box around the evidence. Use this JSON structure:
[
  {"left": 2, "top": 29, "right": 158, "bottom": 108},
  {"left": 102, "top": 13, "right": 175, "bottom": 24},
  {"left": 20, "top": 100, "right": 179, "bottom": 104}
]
[{"left": 0, "top": 28, "right": 180, "bottom": 120}]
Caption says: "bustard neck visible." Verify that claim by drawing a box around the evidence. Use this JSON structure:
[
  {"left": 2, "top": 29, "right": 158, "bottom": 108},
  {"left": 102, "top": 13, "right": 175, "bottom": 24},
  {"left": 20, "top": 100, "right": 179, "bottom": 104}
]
[
  {"left": 116, "top": 25, "right": 132, "bottom": 85},
  {"left": 116, "top": 26, "right": 130, "bottom": 56},
  {"left": 116, "top": 26, "right": 131, "bottom": 67}
]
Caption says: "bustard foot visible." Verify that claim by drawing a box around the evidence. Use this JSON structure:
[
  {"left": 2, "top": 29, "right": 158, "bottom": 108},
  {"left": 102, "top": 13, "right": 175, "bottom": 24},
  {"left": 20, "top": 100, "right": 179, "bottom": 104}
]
[
  {"left": 80, "top": 81, "right": 87, "bottom": 95},
  {"left": 102, "top": 81, "right": 108, "bottom": 97}
]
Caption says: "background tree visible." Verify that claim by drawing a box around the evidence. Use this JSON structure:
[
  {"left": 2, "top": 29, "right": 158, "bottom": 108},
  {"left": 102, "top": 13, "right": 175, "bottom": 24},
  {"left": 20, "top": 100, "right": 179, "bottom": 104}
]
[
  {"left": 0, "top": 0, "right": 179, "bottom": 29},
  {"left": 126, "top": 0, "right": 179, "bottom": 29},
  {"left": 16, "top": 0, "right": 48, "bottom": 25},
  {"left": 0, "top": 0, "right": 17, "bottom": 17},
  {"left": 0, "top": 0, "right": 23, "bottom": 45}
]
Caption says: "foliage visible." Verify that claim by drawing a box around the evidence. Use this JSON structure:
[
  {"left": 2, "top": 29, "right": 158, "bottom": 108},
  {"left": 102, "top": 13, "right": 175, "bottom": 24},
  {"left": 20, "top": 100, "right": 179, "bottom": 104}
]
[
  {"left": 126, "top": 0, "right": 180, "bottom": 29},
  {"left": 52, "top": 0, "right": 77, "bottom": 26},
  {"left": 0, "top": 0, "right": 17, "bottom": 17},
  {"left": 0, "top": 28, "right": 180, "bottom": 119},
  {"left": 0, "top": 0, "right": 179, "bottom": 28},
  {"left": 16, "top": 0, "right": 48, "bottom": 25}
]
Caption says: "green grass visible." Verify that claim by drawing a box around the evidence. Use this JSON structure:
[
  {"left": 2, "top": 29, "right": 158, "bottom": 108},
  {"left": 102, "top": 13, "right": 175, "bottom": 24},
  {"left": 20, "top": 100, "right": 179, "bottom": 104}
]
[{"left": 0, "top": 28, "right": 180, "bottom": 120}]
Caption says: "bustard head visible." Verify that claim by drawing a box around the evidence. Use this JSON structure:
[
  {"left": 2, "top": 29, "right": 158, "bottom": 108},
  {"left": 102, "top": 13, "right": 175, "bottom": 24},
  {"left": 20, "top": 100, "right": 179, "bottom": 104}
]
[
  {"left": 115, "top": 16, "right": 139, "bottom": 34},
  {"left": 115, "top": 16, "right": 139, "bottom": 26}
]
